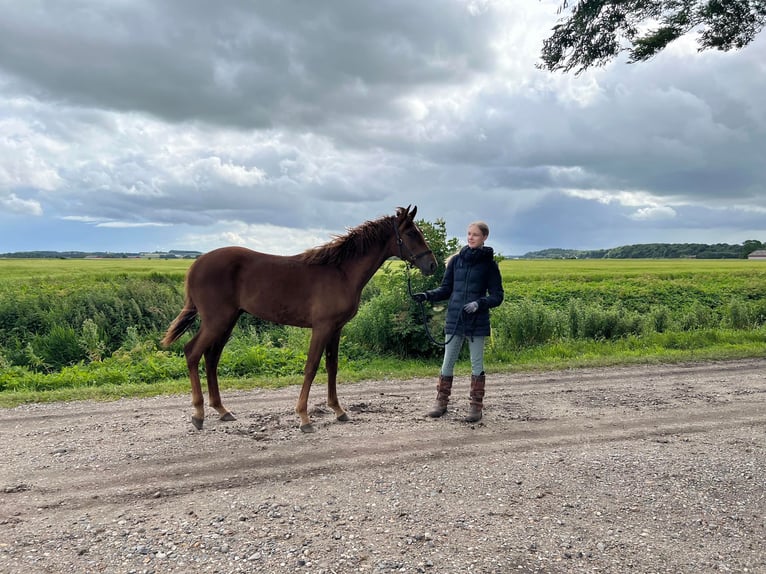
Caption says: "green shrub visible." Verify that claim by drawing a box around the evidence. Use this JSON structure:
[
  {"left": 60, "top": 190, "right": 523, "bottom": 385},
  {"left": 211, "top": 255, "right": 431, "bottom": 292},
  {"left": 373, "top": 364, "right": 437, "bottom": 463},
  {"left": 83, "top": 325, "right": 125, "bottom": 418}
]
[
  {"left": 79, "top": 318, "right": 106, "bottom": 362},
  {"left": 567, "top": 300, "right": 643, "bottom": 341},
  {"left": 751, "top": 299, "right": 766, "bottom": 326},
  {"left": 648, "top": 305, "right": 673, "bottom": 333},
  {"left": 345, "top": 263, "right": 443, "bottom": 358},
  {"left": 30, "top": 325, "right": 85, "bottom": 371},
  {"left": 679, "top": 301, "right": 717, "bottom": 331},
  {"left": 567, "top": 298, "right": 582, "bottom": 339},
  {"left": 724, "top": 298, "right": 754, "bottom": 329},
  {"left": 220, "top": 336, "right": 307, "bottom": 378},
  {"left": 492, "top": 300, "right": 560, "bottom": 349}
]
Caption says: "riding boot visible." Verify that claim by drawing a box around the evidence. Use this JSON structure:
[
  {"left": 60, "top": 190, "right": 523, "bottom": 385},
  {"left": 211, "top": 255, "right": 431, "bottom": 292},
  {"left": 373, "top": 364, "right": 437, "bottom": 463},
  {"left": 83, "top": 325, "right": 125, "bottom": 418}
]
[
  {"left": 426, "top": 375, "right": 453, "bottom": 418},
  {"left": 464, "top": 372, "right": 486, "bottom": 423}
]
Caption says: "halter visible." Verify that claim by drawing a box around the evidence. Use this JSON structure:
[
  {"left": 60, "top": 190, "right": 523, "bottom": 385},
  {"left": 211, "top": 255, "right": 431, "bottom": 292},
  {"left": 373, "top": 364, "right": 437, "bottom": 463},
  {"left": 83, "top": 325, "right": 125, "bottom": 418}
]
[{"left": 393, "top": 218, "right": 433, "bottom": 267}]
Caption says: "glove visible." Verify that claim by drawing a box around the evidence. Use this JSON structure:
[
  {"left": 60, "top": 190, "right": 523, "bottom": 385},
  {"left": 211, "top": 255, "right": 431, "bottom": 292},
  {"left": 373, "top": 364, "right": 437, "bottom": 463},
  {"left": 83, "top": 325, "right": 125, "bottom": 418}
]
[
  {"left": 463, "top": 301, "right": 479, "bottom": 314},
  {"left": 412, "top": 292, "right": 428, "bottom": 303}
]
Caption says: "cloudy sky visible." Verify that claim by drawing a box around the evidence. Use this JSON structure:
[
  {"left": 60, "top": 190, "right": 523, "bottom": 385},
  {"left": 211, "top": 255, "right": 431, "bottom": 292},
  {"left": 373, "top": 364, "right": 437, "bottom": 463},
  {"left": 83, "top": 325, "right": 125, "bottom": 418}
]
[{"left": 1, "top": 1, "right": 765, "bottom": 257}]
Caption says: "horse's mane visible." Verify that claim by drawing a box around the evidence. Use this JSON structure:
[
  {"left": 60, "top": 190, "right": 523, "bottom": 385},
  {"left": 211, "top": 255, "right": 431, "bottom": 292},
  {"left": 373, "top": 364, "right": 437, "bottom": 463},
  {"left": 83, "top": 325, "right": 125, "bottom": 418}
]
[{"left": 297, "top": 214, "right": 396, "bottom": 266}]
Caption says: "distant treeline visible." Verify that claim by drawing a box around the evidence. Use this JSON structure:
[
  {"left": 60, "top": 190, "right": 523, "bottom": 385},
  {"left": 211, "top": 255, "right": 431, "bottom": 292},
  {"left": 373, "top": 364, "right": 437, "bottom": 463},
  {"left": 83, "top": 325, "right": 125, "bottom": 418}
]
[
  {"left": 0, "top": 250, "right": 201, "bottom": 259},
  {"left": 4, "top": 241, "right": 765, "bottom": 260},
  {"left": 524, "top": 240, "right": 765, "bottom": 260}
]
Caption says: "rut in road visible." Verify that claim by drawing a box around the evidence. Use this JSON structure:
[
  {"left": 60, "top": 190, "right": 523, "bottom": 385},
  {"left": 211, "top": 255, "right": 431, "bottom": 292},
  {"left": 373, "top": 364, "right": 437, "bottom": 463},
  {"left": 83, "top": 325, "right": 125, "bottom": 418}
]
[{"left": 2, "top": 358, "right": 764, "bottom": 515}]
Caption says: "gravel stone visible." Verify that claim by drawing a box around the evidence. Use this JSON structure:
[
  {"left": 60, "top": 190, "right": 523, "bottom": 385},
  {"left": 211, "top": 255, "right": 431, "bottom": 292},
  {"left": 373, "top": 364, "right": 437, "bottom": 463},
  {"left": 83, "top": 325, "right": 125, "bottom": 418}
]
[{"left": 1, "top": 359, "right": 765, "bottom": 573}]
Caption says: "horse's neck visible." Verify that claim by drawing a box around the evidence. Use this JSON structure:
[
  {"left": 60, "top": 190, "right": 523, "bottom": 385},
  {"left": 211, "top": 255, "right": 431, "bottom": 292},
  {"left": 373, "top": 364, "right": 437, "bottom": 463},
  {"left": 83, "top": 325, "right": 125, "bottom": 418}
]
[{"left": 340, "top": 240, "right": 392, "bottom": 290}]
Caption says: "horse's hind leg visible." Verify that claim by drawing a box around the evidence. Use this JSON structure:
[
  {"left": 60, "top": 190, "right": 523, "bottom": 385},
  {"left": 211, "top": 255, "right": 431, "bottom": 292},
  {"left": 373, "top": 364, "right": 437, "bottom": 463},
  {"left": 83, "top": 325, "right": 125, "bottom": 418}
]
[
  {"left": 183, "top": 332, "right": 208, "bottom": 430},
  {"left": 183, "top": 320, "right": 235, "bottom": 429},
  {"left": 325, "top": 330, "right": 349, "bottom": 423}
]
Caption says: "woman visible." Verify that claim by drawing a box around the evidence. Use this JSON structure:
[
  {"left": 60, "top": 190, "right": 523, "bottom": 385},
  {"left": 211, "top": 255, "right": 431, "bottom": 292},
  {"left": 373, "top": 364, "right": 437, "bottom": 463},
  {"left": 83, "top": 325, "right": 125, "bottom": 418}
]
[{"left": 413, "top": 221, "right": 504, "bottom": 422}]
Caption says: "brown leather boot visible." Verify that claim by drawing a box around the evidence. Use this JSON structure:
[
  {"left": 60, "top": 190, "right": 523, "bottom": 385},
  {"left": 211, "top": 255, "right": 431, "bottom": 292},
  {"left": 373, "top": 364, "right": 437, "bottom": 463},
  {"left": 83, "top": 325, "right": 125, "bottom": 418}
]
[
  {"left": 464, "top": 372, "right": 486, "bottom": 423},
  {"left": 426, "top": 375, "right": 453, "bottom": 418}
]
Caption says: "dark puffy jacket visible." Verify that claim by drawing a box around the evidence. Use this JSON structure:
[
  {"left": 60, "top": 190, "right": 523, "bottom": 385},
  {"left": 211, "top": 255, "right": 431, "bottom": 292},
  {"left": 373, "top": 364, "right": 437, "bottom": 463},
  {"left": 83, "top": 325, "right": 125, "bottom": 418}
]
[{"left": 426, "top": 245, "right": 504, "bottom": 337}]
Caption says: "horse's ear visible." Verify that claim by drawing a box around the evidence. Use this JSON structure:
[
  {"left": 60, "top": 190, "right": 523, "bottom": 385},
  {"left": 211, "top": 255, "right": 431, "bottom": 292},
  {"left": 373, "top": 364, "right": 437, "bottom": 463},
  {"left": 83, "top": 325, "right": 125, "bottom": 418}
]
[{"left": 396, "top": 205, "right": 417, "bottom": 223}]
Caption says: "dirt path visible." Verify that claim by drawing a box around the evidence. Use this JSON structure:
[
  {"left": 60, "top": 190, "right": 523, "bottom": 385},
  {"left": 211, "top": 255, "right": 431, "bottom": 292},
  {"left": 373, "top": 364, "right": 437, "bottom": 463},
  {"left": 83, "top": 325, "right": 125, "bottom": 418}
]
[{"left": 2, "top": 359, "right": 765, "bottom": 573}]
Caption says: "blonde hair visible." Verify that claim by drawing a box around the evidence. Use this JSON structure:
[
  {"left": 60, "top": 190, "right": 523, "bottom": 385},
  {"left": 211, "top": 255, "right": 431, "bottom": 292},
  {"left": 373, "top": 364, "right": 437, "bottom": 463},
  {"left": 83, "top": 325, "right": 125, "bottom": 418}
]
[{"left": 468, "top": 221, "right": 489, "bottom": 238}]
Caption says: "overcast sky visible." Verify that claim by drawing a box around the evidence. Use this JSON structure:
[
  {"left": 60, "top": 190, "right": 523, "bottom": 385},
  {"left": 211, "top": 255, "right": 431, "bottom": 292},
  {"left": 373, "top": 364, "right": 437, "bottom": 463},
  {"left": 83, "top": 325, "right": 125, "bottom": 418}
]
[{"left": 1, "top": 1, "right": 765, "bottom": 257}]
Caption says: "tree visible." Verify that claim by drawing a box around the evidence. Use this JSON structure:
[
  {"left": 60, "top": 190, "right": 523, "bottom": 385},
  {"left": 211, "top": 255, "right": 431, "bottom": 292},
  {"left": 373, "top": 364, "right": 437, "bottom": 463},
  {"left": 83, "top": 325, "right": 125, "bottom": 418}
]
[{"left": 540, "top": 0, "right": 766, "bottom": 73}]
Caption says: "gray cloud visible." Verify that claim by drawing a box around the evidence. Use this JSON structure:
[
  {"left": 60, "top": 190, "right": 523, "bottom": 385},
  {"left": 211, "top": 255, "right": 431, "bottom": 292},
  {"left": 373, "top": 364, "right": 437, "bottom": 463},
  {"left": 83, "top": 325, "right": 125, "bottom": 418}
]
[
  {"left": 1, "top": 1, "right": 764, "bottom": 256},
  {"left": 0, "top": 1, "right": 496, "bottom": 128}
]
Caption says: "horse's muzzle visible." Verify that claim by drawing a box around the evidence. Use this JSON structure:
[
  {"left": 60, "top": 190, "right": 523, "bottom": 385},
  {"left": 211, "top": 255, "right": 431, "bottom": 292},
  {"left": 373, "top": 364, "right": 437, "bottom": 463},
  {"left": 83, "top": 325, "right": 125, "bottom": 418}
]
[{"left": 412, "top": 251, "right": 437, "bottom": 275}]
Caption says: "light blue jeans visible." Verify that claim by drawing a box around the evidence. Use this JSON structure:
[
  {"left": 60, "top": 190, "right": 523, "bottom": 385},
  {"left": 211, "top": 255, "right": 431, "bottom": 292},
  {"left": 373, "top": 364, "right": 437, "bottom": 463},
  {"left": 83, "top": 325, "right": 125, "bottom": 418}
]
[{"left": 440, "top": 334, "right": 485, "bottom": 377}]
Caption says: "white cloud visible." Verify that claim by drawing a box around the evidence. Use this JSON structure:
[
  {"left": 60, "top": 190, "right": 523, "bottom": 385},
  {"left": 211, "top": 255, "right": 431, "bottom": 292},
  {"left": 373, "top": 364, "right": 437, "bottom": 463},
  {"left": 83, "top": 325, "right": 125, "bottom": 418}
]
[
  {"left": 178, "top": 221, "right": 330, "bottom": 255},
  {"left": 96, "top": 221, "right": 171, "bottom": 229},
  {"left": 0, "top": 115, "right": 63, "bottom": 191},
  {"left": 0, "top": 1, "right": 764, "bottom": 255},
  {"left": 1, "top": 193, "right": 42, "bottom": 215},
  {"left": 630, "top": 206, "right": 677, "bottom": 221}
]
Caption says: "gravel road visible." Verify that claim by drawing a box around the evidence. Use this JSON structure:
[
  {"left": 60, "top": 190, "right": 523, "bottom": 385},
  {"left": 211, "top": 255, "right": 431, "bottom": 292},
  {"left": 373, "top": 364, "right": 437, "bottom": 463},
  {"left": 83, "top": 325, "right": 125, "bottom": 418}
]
[{"left": 2, "top": 359, "right": 765, "bottom": 573}]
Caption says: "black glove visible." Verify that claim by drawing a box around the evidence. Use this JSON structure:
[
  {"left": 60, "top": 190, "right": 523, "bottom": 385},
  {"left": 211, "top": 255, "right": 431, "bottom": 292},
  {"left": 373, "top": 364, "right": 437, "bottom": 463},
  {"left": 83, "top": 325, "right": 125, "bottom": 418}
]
[
  {"left": 412, "top": 292, "right": 428, "bottom": 303},
  {"left": 463, "top": 301, "right": 479, "bottom": 314}
]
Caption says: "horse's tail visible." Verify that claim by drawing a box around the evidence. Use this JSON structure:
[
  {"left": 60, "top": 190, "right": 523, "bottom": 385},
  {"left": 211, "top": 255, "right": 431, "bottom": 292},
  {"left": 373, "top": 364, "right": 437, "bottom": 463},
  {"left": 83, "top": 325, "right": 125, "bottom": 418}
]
[{"left": 161, "top": 299, "right": 198, "bottom": 347}]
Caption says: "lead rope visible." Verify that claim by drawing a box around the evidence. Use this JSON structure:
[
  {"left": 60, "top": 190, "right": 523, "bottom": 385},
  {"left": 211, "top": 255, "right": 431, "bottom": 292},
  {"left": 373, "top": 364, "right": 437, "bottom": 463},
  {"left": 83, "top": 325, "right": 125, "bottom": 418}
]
[
  {"left": 394, "top": 218, "right": 456, "bottom": 347},
  {"left": 403, "top": 262, "right": 458, "bottom": 348}
]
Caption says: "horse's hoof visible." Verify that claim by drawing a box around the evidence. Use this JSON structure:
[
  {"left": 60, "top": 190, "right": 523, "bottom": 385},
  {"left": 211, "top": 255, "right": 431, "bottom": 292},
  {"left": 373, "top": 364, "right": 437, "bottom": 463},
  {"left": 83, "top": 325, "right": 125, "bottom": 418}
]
[
  {"left": 219, "top": 412, "right": 236, "bottom": 422},
  {"left": 299, "top": 423, "right": 315, "bottom": 433},
  {"left": 191, "top": 416, "right": 204, "bottom": 430},
  {"left": 336, "top": 413, "right": 350, "bottom": 422}
]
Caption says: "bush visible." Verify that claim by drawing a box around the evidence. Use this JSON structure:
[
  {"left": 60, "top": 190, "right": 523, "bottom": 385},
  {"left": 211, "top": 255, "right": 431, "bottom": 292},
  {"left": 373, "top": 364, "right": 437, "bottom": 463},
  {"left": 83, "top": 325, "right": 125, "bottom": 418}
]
[
  {"left": 219, "top": 332, "right": 307, "bottom": 378},
  {"left": 724, "top": 298, "right": 754, "bottom": 329},
  {"left": 492, "top": 300, "right": 560, "bottom": 349},
  {"left": 648, "top": 305, "right": 673, "bottom": 333},
  {"left": 0, "top": 275, "right": 184, "bottom": 361},
  {"left": 568, "top": 300, "right": 643, "bottom": 341},
  {"left": 79, "top": 318, "right": 106, "bottom": 362},
  {"left": 29, "top": 325, "right": 85, "bottom": 371},
  {"left": 345, "top": 278, "right": 416, "bottom": 357},
  {"left": 679, "top": 301, "right": 716, "bottom": 331},
  {"left": 343, "top": 217, "right": 458, "bottom": 359}
]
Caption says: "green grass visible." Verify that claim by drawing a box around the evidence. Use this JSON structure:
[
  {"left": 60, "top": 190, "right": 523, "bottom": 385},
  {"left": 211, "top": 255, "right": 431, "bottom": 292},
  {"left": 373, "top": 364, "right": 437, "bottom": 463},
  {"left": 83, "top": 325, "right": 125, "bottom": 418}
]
[
  {"left": 499, "top": 259, "right": 766, "bottom": 312},
  {"left": 1, "top": 327, "right": 763, "bottom": 408},
  {"left": 1, "top": 258, "right": 765, "bottom": 408},
  {"left": 0, "top": 257, "right": 193, "bottom": 280}
]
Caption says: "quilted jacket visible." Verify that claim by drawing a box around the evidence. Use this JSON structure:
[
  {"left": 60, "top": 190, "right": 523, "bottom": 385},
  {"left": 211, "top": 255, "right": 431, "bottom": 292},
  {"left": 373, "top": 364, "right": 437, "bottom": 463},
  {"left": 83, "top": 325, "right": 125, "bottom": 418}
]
[{"left": 425, "top": 245, "right": 504, "bottom": 337}]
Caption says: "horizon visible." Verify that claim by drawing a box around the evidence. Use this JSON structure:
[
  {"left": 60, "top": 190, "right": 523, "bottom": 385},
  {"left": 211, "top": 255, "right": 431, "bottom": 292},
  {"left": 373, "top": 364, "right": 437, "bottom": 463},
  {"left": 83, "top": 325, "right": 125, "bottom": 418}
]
[{"left": 3, "top": 237, "right": 764, "bottom": 260}]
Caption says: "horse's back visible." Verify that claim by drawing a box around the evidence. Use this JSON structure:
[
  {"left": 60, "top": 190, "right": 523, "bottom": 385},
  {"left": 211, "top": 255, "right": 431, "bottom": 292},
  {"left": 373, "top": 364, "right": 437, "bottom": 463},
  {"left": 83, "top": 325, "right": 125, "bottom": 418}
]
[
  {"left": 190, "top": 246, "right": 274, "bottom": 275},
  {"left": 186, "top": 246, "right": 321, "bottom": 326},
  {"left": 187, "top": 247, "right": 272, "bottom": 308}
]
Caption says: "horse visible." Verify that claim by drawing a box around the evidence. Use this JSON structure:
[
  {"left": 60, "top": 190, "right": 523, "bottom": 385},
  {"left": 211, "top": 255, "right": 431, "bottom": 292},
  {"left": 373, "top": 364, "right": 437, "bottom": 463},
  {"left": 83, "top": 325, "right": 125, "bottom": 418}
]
[{"left": 162, "top": 205, "right": 437, "bottom": 433}]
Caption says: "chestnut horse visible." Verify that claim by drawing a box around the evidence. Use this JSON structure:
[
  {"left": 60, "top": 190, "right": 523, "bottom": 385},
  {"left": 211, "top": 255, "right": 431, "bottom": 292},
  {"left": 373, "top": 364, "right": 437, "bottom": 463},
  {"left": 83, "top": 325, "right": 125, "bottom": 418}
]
[{"left": 162, "top": 206, "right": 436, "bottom": 433}]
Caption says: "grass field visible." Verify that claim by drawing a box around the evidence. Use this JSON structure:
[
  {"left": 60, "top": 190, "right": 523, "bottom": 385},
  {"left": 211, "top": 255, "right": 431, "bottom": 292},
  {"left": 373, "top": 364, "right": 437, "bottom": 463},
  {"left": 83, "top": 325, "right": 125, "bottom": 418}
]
[
  {"left": 1, "top": 257, "right": 765, "bottom": 406},
  {"left": 0, "top": 257, "right": 193, "bottom": 280},
  {"left": 496, "top": 259, "right": 766, "bottom": 323},
  {"left": 4, "top": 255, "right": 764, "bottom": 280}
]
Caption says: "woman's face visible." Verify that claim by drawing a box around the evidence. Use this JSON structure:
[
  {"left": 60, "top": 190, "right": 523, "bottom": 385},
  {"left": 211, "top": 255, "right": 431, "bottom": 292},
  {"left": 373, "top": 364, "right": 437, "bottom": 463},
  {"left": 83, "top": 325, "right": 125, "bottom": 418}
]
[{"left": 466, "top": 225, "right": 486, "bottom": 249}]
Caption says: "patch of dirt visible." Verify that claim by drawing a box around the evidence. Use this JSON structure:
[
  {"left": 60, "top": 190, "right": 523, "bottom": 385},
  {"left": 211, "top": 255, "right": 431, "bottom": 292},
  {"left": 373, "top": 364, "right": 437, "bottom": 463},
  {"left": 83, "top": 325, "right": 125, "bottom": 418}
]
[{"left": 1, "top": 359, "right": 765, "bottom": 573}]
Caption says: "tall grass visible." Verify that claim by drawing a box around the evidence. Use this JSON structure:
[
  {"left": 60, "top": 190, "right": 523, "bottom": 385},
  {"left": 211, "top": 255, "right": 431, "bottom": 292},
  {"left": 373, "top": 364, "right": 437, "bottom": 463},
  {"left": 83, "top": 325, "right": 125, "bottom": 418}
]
[{"left": 1, "top": 257, "right": 766, "bottom": 407}]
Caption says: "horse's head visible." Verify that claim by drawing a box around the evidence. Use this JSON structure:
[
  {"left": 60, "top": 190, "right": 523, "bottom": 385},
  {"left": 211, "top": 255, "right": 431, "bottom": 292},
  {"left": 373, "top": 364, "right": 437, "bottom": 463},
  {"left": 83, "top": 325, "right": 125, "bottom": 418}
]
[{"left": 395, "top": 205, "right": 437, "bottom": 275}]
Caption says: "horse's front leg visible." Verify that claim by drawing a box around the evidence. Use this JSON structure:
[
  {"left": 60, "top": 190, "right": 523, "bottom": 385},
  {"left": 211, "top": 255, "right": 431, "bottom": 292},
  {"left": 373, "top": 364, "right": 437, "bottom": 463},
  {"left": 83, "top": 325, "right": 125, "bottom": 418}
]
[
  {"left": 183, "top": 336, "right": 206, "bottom": 430},
  {"left": 296, "top": 330, "right": 331, "bottom": 433},
  {"left": 325, "top": 330, "right": 349, "bottom": 423}
]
